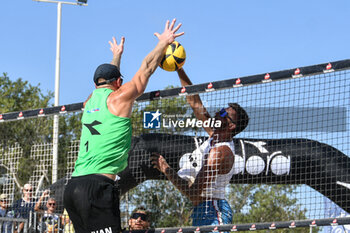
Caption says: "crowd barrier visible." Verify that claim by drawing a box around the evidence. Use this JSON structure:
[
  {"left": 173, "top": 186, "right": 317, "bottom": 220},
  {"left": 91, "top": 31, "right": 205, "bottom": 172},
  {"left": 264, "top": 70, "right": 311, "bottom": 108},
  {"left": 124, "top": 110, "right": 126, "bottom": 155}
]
[{"left": 0, "top": 211, "right": 74, "bottom": 233}]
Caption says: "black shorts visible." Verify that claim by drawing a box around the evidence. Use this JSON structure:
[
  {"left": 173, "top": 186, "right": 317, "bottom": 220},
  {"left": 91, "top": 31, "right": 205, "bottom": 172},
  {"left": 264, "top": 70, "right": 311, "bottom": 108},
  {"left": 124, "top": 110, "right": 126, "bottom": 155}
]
[{"left": 63, "top": 174, "right": 121, "bottom": 233}]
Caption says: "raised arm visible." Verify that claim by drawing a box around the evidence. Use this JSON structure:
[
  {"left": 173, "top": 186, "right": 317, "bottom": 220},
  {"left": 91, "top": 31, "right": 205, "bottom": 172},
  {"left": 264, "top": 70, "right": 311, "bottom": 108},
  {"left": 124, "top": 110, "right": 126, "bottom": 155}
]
[
  {"left": 108, "top": 19, "right": 184, "bottom": 118},
  {"left": 177, "top": 68, "right": 213, "bottom": 136},
  {"left": 34, "top": 190, "right": 49, "bottom": 212},
  {"left": 109, "top": 36, "right": 125, "bottom": 69},
  {"left": 150, "top": 151, "right": 222, "bottom": 206},
  {"left": 119, "top": 19, "right": 184, "bottom": 101},
  {"left": 150, "top": 153, "right": 200, "bottom": 203}
]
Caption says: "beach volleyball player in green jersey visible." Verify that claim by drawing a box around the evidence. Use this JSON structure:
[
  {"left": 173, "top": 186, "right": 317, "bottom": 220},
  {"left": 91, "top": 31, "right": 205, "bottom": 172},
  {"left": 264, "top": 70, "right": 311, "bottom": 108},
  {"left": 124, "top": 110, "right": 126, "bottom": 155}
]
[{"left": 63, "top": 19, "right": 184, "bottom": 233}]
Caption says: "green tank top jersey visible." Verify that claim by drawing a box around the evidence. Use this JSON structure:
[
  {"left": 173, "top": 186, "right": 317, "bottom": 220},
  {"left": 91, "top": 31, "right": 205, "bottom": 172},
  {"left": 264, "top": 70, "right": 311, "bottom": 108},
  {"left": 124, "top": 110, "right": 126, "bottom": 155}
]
[{"left": 72, "top": 88, "right": 132, "bottom": 177}]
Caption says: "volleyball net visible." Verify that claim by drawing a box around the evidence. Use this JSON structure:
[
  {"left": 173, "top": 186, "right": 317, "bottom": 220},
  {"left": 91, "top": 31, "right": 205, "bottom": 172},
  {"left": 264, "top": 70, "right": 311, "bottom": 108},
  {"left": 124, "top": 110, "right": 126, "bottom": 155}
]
[{"left": 1, "top": 59, "right": 350, "bottom": 232}]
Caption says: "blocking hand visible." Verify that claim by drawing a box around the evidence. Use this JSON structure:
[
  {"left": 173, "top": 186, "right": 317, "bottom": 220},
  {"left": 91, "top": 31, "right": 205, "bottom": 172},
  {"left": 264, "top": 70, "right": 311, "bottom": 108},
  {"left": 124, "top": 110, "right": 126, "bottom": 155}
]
[{"left": 154, "top": 19, "right": 184, "bottom": 45}]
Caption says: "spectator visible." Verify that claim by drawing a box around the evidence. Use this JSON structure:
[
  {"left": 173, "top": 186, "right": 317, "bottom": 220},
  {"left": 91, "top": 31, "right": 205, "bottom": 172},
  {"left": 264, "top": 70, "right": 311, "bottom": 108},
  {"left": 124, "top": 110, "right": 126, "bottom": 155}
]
[
  {"left": 62, "top": 209, "right": 74, "bottom": 233},
  {"left": 12, "top": 184, "right": 36, "bottom": 232},
  {"left": 35, "top": 192, "right": 62, "bottom": 233},
  {"left": 128, "top": 207, "right": 150, "bottom": 231},
  {"left": 0, "top": 193, "right": 16, "bottom": 233}
]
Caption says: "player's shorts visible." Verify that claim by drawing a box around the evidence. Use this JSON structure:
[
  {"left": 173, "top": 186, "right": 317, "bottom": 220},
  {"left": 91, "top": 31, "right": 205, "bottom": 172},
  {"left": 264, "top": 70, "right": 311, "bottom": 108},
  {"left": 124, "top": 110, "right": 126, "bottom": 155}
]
[
  {"left": 191, "top": 199, "right": 233, "bottom": 226},
  {"left": 63, "top": 174, "right": 121, "bottom": 233}
]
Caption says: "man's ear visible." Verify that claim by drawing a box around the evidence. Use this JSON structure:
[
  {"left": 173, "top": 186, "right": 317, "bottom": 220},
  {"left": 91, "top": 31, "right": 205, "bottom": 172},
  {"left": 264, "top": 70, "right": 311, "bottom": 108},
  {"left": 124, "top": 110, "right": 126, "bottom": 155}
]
[
  {"left": 112, "top": 79, "right": 122, "bottom": 88},
  {"left": 117, "top": 77, "right": 123, "bottom": 87}
]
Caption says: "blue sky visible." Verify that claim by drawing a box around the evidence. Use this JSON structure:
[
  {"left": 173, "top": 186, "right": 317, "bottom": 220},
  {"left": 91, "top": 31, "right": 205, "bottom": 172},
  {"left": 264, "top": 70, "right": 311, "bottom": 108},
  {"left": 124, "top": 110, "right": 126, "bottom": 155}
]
[{"left": 1, "top": 0, "right": 350, "bottom": 106}]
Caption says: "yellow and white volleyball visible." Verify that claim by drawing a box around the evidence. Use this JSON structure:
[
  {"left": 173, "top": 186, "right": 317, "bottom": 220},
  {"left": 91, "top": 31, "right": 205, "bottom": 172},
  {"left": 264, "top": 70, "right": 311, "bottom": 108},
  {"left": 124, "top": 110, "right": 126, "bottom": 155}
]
[{"left": 159, "top": 41, "right": 186, "bottom": 71}]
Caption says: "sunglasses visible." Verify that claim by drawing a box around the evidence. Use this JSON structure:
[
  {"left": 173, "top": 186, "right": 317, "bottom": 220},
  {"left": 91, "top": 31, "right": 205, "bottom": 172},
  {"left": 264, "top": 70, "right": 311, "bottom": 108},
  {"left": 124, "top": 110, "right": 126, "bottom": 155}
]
[
  {"left": 48, "top": 203, "right": 56, "bottom": 206},
  {"left": 119, "top": 77, "right": 123, "bottom": 85},
  {"left": 219, "top": 108, "right": 235, "bottom": 124},
  {"left": 24, "top": 189, "right": 32, "bottom": 192},
  {"left": 131, "top": 213, "right": 148, "bottom": 221}
]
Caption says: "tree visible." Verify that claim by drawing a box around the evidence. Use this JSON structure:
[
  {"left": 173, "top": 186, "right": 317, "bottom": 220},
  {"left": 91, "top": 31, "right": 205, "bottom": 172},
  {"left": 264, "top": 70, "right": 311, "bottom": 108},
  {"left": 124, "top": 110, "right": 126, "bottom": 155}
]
[
  {"left": 125, "top": 183, "right": 319, "bottom": 231},
  {"left": 126, "top": 180, "right": 193, "bottom": 227},
  {"left": 0, "top": 73, "right": 82, "bottom": 195},
  {"left": 228, "top": 184, "right": 319, "bottom": 233},
  {"left": 0, "top": 73, "right": 53, "bottom": 146},
  {"left": 0, "top": 73, "right": 54, "bottom": 190}
]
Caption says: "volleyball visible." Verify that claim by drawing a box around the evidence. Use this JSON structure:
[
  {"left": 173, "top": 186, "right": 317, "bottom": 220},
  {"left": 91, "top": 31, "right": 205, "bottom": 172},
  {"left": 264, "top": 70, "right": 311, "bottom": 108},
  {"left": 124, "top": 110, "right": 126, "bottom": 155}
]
[{"left": 159, "top": 41, "right": 186, "bottom": 71}]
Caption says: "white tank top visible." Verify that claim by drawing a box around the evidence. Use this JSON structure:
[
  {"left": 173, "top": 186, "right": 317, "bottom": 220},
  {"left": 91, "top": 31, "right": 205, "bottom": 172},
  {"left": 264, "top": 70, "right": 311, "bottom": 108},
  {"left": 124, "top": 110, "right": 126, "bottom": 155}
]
[{"left": 178, "top": 138, "right": 244, "bottom": 200}]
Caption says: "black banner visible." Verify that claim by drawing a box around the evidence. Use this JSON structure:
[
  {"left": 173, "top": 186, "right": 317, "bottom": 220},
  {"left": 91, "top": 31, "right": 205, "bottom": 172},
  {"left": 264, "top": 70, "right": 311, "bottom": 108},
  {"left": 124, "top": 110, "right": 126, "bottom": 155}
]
[{"left": 118, "top": 133, "right": 350, "bottom": 213}]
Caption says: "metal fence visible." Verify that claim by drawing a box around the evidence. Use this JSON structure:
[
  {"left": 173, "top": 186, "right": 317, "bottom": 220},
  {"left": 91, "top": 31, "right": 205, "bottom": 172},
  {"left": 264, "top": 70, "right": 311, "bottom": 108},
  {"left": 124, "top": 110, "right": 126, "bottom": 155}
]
[{"left": 0, "top": 211, "right": 74, "bottom": 233}]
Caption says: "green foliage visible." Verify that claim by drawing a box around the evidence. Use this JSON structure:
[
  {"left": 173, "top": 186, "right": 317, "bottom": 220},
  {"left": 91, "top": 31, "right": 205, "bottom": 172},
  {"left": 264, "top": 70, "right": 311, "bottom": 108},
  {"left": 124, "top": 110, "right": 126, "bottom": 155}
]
[
  {"left": 125, "top": 183, "right": 316, "bottom": 231},
  {"left": 132, "top": 85, "right": 189, "bottom": 136},
  {"left": 57, "top": 113, "right": 82, "bottom": 180},
  {"left": 0, "top": 73, "right": 82, "bottom": 187},
  {"left": 16, "top": 157, "right": 37, "bottom": 184},
  {"left": 0, "top": 73, "right": 54, "bottom": 186},
  {"left": 0, "top": 73, "right": 53, "bottom": 113},
  {"left": 0, "top": 73, "right": 54, "bottom": 149},
  {"left": 125, "top": 180, "right": 193, "bottom": 227},
  {"left": 228, "top": 184, "right": 318, "bottom": 233}
]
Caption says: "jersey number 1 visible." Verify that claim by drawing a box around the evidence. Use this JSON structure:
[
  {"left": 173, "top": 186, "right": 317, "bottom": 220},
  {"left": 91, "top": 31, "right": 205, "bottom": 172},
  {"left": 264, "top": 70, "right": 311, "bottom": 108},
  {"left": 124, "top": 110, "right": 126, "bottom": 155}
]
[{"left": 83, "top": 120, "right": 102, "bottom": 152}]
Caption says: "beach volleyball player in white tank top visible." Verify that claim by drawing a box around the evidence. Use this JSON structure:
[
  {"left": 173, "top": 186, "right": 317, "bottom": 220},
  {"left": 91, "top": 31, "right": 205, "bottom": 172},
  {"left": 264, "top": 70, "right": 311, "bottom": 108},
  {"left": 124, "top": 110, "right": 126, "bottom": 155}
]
[{"left": 151, "top": 68, "right": 249, "bottom": 226}]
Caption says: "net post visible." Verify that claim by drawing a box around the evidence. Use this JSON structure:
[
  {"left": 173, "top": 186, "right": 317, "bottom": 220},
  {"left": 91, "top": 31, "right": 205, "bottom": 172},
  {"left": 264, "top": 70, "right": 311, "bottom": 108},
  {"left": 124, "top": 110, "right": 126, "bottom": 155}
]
[{"left": 52, "top": 114, "right": 59, "bottom": 183}]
